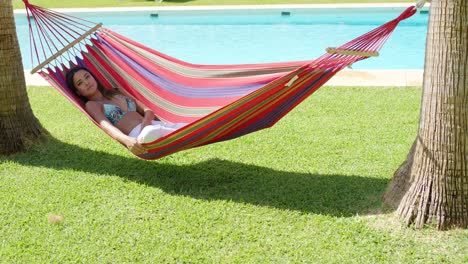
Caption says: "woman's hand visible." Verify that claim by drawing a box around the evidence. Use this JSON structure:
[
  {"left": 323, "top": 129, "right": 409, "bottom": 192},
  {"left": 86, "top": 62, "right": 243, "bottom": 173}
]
[
  {"left": 140, "top": 119, "right": 153, "bottom": 131},
  {"left": 125, "top": 137, "right": 147, "bottom": 155},
  {"left": 140, "top": 109, "right": 156, "bottom": 130}
]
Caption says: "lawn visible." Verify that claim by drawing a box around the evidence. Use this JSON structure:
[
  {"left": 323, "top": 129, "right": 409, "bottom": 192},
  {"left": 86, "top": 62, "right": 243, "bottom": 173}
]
[
  {"left": 1, "top": 86, "right": 467, "bottom": 262},
  {"left": 13, "top": 0, "right": 413, "bottom": 9},
  {"left": 4, "top": 0, "right": 467, "bottom": 262}
]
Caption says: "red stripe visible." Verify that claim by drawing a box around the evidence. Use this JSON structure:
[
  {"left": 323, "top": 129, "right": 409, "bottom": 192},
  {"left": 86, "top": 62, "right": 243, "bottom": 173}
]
[
  {"left": 82, "top": 48, "right": 199, "bottom": 123},
  {"left": 105, "top": 29, "right": 312, "bottom": 71},
  {"left": 95, "top": 35, "right": 284, "bottom": 87},
  {"left": 88, "top": 40, "right": 250, "bottom": 106}
]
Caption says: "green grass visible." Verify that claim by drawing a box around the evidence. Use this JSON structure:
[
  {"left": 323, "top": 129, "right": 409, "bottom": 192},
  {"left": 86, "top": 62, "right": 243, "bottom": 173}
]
[
  {"left": 13, "top": 0, "right": 413, "bottom": 9},
  {"left": 1, "top": 86, "right": 467, "bottom": 262}
]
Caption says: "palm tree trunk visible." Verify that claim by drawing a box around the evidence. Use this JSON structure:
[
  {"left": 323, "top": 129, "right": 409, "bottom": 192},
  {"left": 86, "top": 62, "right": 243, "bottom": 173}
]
[
  {"left": 0, "top": 0, "right": 44, "bottom": 154},
  {"left": 383, "top": 0, "right": 467, "bottom": 230}
]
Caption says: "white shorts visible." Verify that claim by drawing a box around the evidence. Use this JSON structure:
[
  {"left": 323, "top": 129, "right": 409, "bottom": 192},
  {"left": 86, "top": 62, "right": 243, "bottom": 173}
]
[{"left": 128, "top": 120, "right": 186, "bottom": 143}]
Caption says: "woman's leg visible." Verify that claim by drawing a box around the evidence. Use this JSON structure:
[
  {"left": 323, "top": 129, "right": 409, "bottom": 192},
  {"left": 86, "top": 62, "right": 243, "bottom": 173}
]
[
  {"left": 137, "top": 121, "right": 187, "bottom": 143},
  {"left": 128, "top": 124, "right": 143, "bottom": 138}
]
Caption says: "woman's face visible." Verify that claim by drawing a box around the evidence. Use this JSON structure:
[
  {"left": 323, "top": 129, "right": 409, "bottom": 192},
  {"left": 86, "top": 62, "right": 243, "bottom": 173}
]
[{"left": 72, "top": 69, "right": 99, "bottom": 98}]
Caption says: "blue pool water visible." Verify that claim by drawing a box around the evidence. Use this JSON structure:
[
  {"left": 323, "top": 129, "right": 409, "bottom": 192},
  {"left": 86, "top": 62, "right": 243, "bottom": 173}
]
[{"left": 14, "top": 7, "right": 429, "bottom": 70}]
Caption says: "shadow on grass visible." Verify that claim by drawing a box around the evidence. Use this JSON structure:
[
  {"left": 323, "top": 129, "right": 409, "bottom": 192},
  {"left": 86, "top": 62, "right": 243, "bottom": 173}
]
[{"left": 3, "top": 136, "right": 388, "bottom": 217}]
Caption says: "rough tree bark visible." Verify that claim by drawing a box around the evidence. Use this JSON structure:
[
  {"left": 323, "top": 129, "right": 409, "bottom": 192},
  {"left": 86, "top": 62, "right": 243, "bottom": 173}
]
[
  {"left": 383, "top": 0, "right": 467, "bottom": 230},
  {"left": 0, "top": 0, "right": 44, "bottom": 154}
]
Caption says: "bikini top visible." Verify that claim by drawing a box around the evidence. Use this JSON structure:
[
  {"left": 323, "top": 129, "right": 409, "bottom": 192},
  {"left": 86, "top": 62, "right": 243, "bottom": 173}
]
[{"left": 101, "top": 95, "right": 137, "bottom": 125}]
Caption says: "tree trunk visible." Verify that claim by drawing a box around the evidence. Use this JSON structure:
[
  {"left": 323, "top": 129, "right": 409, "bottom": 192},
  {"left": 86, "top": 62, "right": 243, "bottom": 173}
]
[
  {"left": 0, "top": 0, "right": 44, "bottom": 154},
  {"left": 383, "top": 0, "right": 467, "bottom": 230}
]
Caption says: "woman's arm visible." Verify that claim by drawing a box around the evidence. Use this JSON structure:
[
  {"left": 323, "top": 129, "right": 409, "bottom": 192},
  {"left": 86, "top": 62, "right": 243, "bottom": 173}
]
[
  {"left": 85, "top": 102, "right": 147, "bottom": 155},
  {"left": 134, "top": 98, "right": 156, "bottom": 129},
  {"left": 115, "top": 88, "right": 158, "bottom": 128}
]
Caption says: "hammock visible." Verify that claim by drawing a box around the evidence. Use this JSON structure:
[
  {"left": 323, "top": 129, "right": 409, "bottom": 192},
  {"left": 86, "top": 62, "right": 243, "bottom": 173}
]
[{"left": 23, "top": 0, "right": 418, "bottom": 159}]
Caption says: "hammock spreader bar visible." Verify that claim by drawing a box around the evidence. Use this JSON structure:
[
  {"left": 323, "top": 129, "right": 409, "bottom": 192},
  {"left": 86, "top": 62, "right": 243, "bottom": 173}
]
[
  {"left": 31, "top": 23, "right": 103, "bottom": 74},
  {"left": 23, "top": 0, "right": 418, "bottom": 160}
]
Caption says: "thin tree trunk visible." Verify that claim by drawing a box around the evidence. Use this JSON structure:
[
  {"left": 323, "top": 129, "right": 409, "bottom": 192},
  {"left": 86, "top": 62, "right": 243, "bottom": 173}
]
[
  {"left": 383, "top": 0, "right": 467, "bottom": 230},
  {"left": 0, "top": 0, "right": 44, "bottom": 154}
]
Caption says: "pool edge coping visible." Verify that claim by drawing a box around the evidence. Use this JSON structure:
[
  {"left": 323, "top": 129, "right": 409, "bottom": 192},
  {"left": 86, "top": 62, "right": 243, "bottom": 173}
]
[{"left": 14, "top": 3, "right": 429, "bottom": 14}]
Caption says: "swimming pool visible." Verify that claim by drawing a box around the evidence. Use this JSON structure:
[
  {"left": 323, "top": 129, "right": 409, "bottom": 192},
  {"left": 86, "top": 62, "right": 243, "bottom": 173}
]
[{"left": 14, "top": 6, "right": 429, "bottom": 70}]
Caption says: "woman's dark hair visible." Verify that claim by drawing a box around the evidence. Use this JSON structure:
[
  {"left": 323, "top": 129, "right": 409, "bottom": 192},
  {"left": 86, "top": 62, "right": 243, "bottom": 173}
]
[{"left": 65, "top": 66, "right": 117, "bottom": 103}]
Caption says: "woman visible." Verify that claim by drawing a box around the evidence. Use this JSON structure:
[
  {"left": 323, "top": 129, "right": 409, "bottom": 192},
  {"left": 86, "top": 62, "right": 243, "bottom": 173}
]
[{"left": 66, "top": 67, "right": 186, "bottom": 155}]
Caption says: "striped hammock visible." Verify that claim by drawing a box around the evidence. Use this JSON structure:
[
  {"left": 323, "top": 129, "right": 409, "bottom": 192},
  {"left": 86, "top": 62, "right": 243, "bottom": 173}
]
[{"left": 23, "top": 1, "right": 418, "bottom": 159}]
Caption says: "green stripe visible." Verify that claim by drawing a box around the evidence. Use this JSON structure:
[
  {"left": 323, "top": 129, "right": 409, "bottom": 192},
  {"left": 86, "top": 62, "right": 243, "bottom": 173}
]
[{"left": 147, "top": 68, "right": 317, "bottom": 149}]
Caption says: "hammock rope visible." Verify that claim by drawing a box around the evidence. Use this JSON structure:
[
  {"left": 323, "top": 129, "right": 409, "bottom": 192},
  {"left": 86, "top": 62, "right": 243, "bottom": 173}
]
[
  {"left": 24, "top": 0, "right": 99, "bottom": 71},
  {"left": 22, "top": 0, "right": 418, "bottom": 159}
]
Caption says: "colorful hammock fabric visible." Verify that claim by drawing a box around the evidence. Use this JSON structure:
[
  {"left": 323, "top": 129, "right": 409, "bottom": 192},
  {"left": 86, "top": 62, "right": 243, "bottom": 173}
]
[{"left": 23, "top": 0, "right": 418, "bottom": 159}]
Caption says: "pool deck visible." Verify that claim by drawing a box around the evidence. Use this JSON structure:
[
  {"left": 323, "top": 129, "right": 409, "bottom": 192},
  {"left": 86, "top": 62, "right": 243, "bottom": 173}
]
[{"left": 20, "top": 3, "right": 426, "bottom": 87}]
